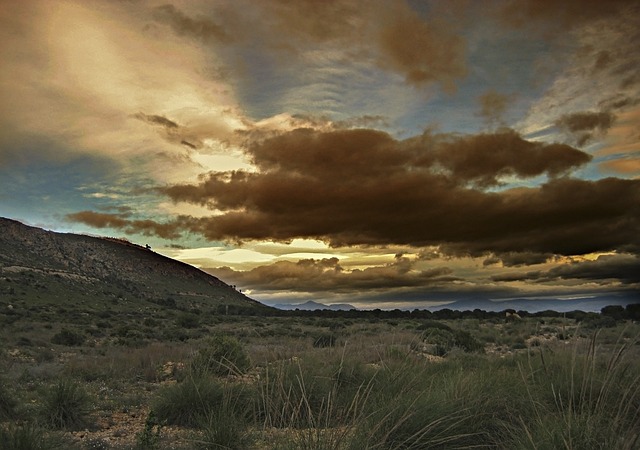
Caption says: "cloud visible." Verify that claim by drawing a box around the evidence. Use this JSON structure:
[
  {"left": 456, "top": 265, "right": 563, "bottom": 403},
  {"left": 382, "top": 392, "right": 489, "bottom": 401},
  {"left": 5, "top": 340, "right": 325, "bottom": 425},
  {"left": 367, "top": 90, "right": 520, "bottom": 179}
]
[
  {"left": 143, "top": 127, "right": 639, "bottom": 258},
  {"left": 477, "top": 90, "right": 514, "bottom": 129},
  {"left": 134, "top": 113, "right": 180, "bottom": 129},
  {"left": 152, "top": 1, "right": 468, "bottom": 94},
  {"left": 206, "top": 255, "right": 457, "bottom": 294},
  {"left": 65, "top": 211, "right": 187, "bottom": 240},
  {"left": 484, "top": 252, "right": 553, "bottom": 267},
  {"left": 375, "top": 1, "right": 467, "bottom": 90},
  {"left": 492, "top": 253, "right": 640, "bottom": 285},
  {"left": 412, "top": 130, "right": 591, "bottom": 187},
  {"left": 555, "top": 110, "right": 616, "bottom": 146},
  {"left": 152, "top": 4, "right": 233, "bottom": 45},
  {"left": 497, "top": 0, "right": 637, "bottom": 31}
]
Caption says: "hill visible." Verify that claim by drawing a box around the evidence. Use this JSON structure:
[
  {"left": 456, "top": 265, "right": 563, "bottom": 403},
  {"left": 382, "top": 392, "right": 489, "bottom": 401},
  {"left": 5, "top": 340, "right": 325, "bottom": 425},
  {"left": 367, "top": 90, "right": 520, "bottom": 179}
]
[{"left": 0, "top": 217, "right": 270, "bottom": 314}]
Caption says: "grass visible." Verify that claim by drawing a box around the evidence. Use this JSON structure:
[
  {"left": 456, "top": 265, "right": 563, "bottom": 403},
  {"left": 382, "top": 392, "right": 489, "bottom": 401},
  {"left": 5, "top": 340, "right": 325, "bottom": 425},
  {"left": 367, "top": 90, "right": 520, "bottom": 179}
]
[
  {"left": 0, "top": 423, "right": 71, "bottom": 450},
  {"left": 40, "top": 379, "right": 92, "bottom": 430},
  {"left": 1, "top": 309, "right": 639, "bottom": 449}
]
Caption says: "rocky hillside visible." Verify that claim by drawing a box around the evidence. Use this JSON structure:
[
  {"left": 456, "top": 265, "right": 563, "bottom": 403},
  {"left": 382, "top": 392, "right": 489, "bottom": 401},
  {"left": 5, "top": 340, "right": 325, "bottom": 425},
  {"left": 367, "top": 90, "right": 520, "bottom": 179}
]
[{"left": 0, "top": 217, "right": 270, "bottom": 313}]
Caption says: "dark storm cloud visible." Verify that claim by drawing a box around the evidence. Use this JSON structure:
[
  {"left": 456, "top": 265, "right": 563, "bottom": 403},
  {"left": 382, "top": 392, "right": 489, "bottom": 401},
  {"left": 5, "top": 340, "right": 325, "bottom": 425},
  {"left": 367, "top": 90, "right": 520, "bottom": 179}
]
[
  {"left": 150, "top": 127, "right": 640, "bottom": 258},
  {"left": 492, "top": 253, "right": 640, "bottom": 285},
  {"left": 483, "top": 252, "right": 552, "bottom": 267},
  {"left": 410, "top": 130, "right": 591, "bottom": 187},
  {"left": 65, "top": 211, "right": 186, "bottom": 240},
  {"left": 133, "top": 112, "right": 179, "bottom": 129},
  {"left": 555, "top": 111, "right": 617, "bottom": 146},
  {"left": 556, "top": 111, "right": 616, "bottom": 133},
  {"left": 133, "top": 112, "right": 203, "bottom": 150},
  {"left": 206, "top": 255, "right": 457, "bottom": 293},
  {"left": 498, "top": 0, "right": 638, "bottom": 30},
  {"left": 152, "top": 4, "right": 233, "bottom": 44}
]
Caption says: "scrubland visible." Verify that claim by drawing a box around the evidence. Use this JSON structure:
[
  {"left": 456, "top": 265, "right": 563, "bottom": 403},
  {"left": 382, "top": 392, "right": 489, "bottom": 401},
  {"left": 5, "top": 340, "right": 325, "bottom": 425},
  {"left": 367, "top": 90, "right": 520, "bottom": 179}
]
[{"left": 1, "top": 302, "right": 639, "bottom": 449}]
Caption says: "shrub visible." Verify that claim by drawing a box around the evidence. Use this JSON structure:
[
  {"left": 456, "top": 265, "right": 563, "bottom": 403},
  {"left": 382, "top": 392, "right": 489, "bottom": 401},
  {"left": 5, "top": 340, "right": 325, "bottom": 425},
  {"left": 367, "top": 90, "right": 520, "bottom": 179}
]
[
  {"left": 190, "top": 334, "right": 251, "bottom": 377},
  {"left": 421, "top": 327, "right": 484, "bottom": 355},
  {"left": 134, "top": 411, "right": 163, "bottom": 449},
  {"left": 176, "top": 313, "right": 200, "bottom": 329},
  {"left": 51, "top": 328, "right": 85, "bottom": 346},
  {"left": 40, "top": 379, "right": 92, "bottom": 430}
]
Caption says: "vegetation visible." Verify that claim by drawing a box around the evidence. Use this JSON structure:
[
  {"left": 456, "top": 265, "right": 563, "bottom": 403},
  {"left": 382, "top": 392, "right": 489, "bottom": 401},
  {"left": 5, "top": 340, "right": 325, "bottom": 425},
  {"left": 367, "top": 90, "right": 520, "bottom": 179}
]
[{"left": 0, "top": 299, "right": 638, "bottom": 449}]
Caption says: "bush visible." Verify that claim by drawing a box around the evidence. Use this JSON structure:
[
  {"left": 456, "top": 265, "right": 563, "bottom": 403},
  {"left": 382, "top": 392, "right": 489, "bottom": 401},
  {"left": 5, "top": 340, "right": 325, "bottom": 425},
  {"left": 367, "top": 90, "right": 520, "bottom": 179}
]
[
  {"left": 176, "top": 313, "right": 200, "bottom": 329},
  {"left": 190, "top": 335, "right": 251, "bottom": 377},
  {"left": 421, "top": 327, "right": 484, "bottom": 355},
  {"left": 51, "top": 328, "right": 85, "bottom": 347},
  {"left": 41, "top": 379, "right": 92, "bottom": 430}
]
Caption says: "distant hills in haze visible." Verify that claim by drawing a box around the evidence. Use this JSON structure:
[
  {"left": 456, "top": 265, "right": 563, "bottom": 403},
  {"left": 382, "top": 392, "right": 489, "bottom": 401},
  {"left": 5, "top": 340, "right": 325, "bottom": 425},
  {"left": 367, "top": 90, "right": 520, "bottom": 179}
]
[
  {"left": 0, "top": 217, "right": 270, "bottom": 313},
  {"left": 429, "top": 297, "right": 637, "bottom": 314},
  {"left": 269, "top": 297, "right": 637, "bottom": 313},
  {"left": 271, "top": 300, "right": 357, "bottom": 311}
]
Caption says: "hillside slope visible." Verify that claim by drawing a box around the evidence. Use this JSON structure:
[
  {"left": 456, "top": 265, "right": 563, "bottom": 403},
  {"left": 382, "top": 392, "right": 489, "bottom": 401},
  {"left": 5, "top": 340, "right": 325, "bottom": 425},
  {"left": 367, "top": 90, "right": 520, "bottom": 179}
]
[{"left": 0, "top": 217, "right": 269, "bottom": 314}]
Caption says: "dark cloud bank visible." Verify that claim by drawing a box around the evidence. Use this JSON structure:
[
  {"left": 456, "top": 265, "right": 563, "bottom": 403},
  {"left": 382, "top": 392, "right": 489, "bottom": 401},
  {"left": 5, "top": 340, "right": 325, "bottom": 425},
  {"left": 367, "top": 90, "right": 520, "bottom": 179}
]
[{"left": 68, "top": 127, "right": 640, "bottom": 264}]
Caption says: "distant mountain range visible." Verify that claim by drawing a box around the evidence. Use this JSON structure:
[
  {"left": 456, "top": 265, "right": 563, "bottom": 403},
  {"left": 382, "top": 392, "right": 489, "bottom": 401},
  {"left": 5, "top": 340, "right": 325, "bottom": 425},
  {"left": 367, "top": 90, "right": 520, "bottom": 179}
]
[
  {"left": 430, "top": 297, "right": 638, "bottom": 313},
  {"left": 0, "top": 217, "right": 269, "bottom": 313},
  {"left": 271, "top": 300, "right": 357, "bottom": 311}
]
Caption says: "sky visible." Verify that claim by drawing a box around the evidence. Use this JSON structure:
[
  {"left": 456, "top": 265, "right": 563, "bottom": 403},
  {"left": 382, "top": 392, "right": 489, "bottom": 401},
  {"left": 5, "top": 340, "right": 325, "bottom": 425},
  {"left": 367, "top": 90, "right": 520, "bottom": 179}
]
[{"left": 1, "top": 0, "right": 639, "bottom": 310}]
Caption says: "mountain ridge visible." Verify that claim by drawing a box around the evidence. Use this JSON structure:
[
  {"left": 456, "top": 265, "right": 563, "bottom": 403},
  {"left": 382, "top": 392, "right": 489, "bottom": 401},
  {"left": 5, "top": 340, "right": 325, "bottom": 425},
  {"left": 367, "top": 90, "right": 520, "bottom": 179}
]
[{"left": 0, "top": 217, "right": 269, "bottom": 313}]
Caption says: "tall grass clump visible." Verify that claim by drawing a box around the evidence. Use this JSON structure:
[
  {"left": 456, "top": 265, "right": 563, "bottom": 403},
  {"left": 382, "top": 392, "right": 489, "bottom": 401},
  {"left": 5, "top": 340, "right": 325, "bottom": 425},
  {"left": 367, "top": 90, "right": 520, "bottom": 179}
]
[
  {"left": 40, "top": 379, "right": 92, "bottom": 430},
  {"left": 257, "top": 355, "right": 377, "bottom": 431},
  {"left": 0, "top": 378, "right": 18, "bottom": 419},
  {"left": 512, "top": 331, "right": 640, "bottom": 449},
  {"left": 0, "top": 424, "right": 69, "bottom": 450},
  {"left": 152, "top": 374, "right": 254, "bottom": 432},
  {"left": 348, "top": 355, "right": 527, "bottom": 449},
  {"left": 190, "top": 404, "right": 254, "bottom": 450},
  {"left": 190, "top": 334, "right": 251, "bottom": 377}
]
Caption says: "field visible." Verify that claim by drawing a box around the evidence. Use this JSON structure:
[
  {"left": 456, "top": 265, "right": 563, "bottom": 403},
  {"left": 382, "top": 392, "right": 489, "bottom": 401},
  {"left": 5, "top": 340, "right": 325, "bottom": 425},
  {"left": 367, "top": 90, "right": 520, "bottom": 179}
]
[{"left": 1, "top": 301, "right": 639, "bottom": 449}]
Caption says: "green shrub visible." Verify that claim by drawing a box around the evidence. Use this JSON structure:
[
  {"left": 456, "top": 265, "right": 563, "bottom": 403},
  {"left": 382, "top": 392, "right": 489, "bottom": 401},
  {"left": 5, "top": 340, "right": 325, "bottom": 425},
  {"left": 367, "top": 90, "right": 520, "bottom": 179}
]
[
  {"left": 420, "top": 327, "right": 484, "bottom": 355},
  {"left": 176, "top": 313, "right": 200, "bottom": 329},
  {"left": 416, "top": 320, "right": 452, "bottom": 331},
  {"left": 134, "top": 411, "right": 163, "bottom": 450},
  {"left": 51, "top": 328, "right": 85, "bottom": 346},
  {"left": 40, "top": 379, "right": 92, "bottom": 430},
  {"left": 190, "top": 334, "right": 251, "bottom": 377}
]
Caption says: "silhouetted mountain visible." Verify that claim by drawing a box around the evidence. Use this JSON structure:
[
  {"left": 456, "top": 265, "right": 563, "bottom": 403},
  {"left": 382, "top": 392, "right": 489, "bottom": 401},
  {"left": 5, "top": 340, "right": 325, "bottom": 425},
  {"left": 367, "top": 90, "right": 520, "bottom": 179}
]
[
  {"left": 0, "top": 217, "right": 270, "bottom": 313},
  {"left": 271, "top": 300, "right": 357, "bottom": 311}
]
